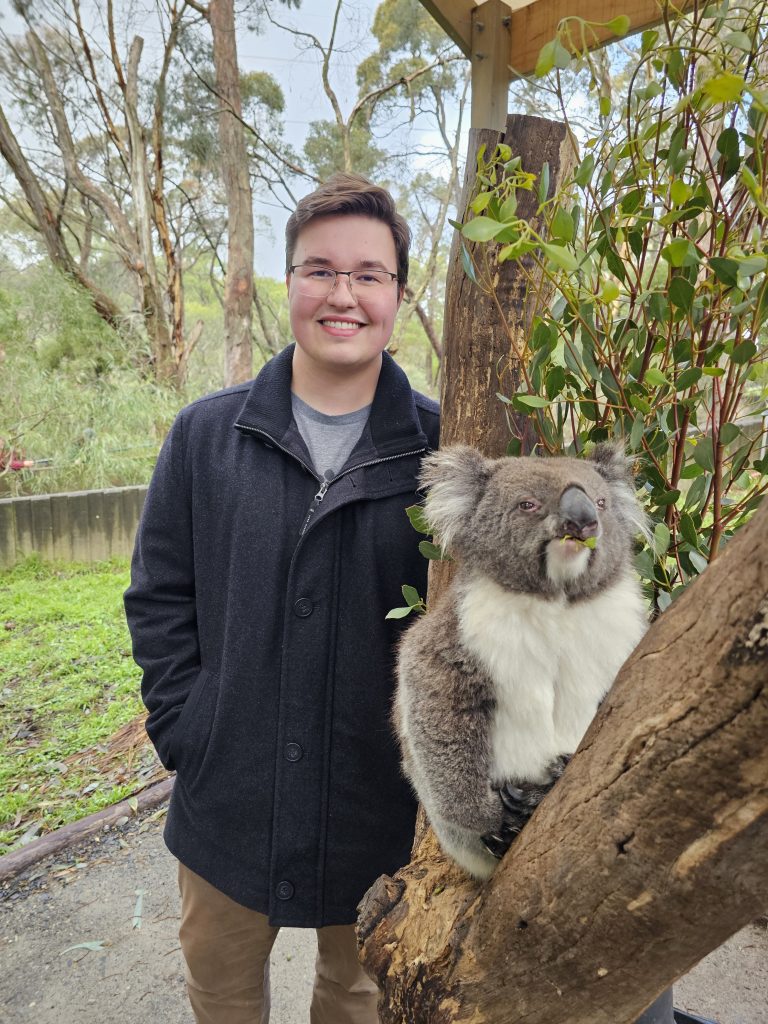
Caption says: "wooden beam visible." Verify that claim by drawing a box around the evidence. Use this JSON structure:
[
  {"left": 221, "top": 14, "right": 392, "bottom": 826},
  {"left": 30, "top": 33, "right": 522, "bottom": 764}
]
[
  {"left": 508, "top": 0, "right": 692, "bottom": 78},
  {"left": 419, "top": 0, "right": 475, "bottom": 56},
  {"left": 471, "top": 0, "right": 513, "bottom": 130}
]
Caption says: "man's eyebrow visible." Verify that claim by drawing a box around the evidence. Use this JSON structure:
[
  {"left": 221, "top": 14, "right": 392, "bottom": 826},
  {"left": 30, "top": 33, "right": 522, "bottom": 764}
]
[{"left": 300, "top": 256, "right": 391, "bottom": 270}]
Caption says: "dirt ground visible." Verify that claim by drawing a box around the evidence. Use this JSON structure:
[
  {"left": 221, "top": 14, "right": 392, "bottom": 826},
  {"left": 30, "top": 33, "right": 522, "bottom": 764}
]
[{"left": 0, "top": 804, "right": 766, "bottom": 1024}]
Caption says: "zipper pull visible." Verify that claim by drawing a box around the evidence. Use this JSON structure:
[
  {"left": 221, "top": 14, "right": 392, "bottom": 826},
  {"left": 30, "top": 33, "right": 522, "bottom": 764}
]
[{"left": 300, "top": 471, "right": 335, "bottom": 536}]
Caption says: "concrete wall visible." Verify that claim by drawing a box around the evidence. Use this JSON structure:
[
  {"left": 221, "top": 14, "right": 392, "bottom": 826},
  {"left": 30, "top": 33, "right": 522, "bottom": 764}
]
[{"left": 0, "top": 486, "right": 148, "bottom": 569}]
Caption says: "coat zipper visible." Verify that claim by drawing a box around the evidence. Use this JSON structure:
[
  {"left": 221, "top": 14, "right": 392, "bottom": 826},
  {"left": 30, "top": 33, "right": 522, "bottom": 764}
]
[{"left": 234, "top": 422, "right": 427, "bottom": 537}]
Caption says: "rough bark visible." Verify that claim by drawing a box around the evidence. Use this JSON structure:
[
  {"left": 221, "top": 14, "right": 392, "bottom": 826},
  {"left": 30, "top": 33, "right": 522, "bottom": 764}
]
[
  {"left": 358, "top": 496, "right": 768, "bottom": 1024},
  {"left": 441, "top": 114, "right": 576, "bottom": 455},
  {"left": 210, "top": 0, "right": 254, "bottom": 386},
  {"left": 124, "top": 37, "right": 175, "bottom": 382}
]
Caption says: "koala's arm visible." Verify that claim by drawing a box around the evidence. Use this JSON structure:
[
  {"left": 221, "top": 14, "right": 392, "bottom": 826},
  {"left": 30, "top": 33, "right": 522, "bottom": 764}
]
[{"left": 396, "top": 615, "right": 504, "bottom": 837}]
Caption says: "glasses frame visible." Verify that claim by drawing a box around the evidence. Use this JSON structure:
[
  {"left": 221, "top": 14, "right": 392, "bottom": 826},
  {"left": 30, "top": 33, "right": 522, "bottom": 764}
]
[{"left": 288, "top": 263, "right": 399, "bottom": 297}]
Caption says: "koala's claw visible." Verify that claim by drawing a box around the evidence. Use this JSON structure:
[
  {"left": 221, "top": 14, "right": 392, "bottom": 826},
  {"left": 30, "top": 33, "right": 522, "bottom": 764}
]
[{"left": 481, "top": 820, "right": 523, "bottom": 860}]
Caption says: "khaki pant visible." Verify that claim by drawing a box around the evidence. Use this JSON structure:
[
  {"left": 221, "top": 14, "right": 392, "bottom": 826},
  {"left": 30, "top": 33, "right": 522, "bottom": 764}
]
[{"left": 178, "top": 863, "right": 380, "bottom": 1024}]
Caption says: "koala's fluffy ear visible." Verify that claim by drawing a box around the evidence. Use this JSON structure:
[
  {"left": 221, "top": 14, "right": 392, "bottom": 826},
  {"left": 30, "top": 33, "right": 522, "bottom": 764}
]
[
  {"left": 589, "top": 442, "right": 650, "bottom": 541},
  {"left": 589, "top": 442, "right": 634, "bottom": 486},
  {"left": 420, "top": 445, "right": 491, "bottom": 554}
]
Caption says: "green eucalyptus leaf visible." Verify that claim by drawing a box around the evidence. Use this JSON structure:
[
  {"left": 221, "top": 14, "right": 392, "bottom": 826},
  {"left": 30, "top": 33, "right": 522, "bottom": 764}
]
[
  {"left": 402, "top": 584, "right": 422, "bottom": 607},
  {"left": 693, "top": 438, "right": 715, "bottom": 472},
  {"left": 499, "top": 194, "right": 518, "bottom": 222},
  {"left": 702, "top": 72, "right": 746, "bottom": 103},
  {"left": 641, "top": 29, "right": 659, "bottom": 55},
  {"left": 688, "top": 549, "right": 709, "bottom": 574},
  {"left": 471, "top": 192, "right": 493, "bottom": 214},
  {"left": 669, "top": 277, "right": 695, "bottom": 311},
  {"left": 675, "top": 367, "right": 702, "bottom": 390},
  {"left": 545, "top": 365, "right": 567, "bottom": 400},
  {"left": 385, "top": 606, "right": 414, "bottom": 620},
  {"left": 719, "top": 422, "right": 740, "bottom": 445},
  {"left": 653, "top": 522, "right": 671, "bottom": 555},
  {"left": 599, "top": 280, "right": 620, "bottom": 303},
  {"left": 554, "top": 40, "right": 572, "bottom": 69},
  {"left": 654, "top": 489, "right": 681, "bottom": 506},
  {"left": 418, "top": 540, "right": 447, "bottom": 561},
  {"left": 709, "top": 257, "right": 739, "bottom": 286},
  {"left": 513, "top": 394, "right": 551, "bottom": 408},
  {"left": 462, "top": 217, "right": 507, "bottom": 242},
  {"left": 670, "top": 179, "right": 694, "bottom": 205},
  {"left": 630, "top": 414, "right": 644, "bottom": 451},
  {"left": 645, "top": 367, "right": 669, "bottom": 387},
  {"left": 737, "top": 256, "right": 767, "bottom": 276},
  {"left": 460, "top": 243, "right": 478, "bottom": 285},
  {"left": 540, "top": 241, "right": 579, "bottom": 271},
  {"left": 662, "top": 238, "right": 694, "bottom": 267},
  {"left": 731, "top": 340, "right": 757, "bottom": 363},
  {"left": 679, "top": 512, "right": 700, "bottom": 547},
  {"left": 551, "top": 206, "right": 575, "bottom": 242},
  {"left": 535, "top": 39, "right": 556, "bottom": 77},
  {"left": 406, "top": 504, "right": 431, "bottom": 535},
  {"left": 725, "top": 30, "right": 752, "bottom": 51},
  {"left": 575, "top": 154, "right": 595, "bottom": 188},
  {"left": 606, "top": 14, "right": 630, "bottom": 35}
]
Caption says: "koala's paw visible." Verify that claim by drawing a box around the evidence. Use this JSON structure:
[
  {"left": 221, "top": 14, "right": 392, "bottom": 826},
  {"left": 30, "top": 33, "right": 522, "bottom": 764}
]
[{"left": 480, "top": 818, "right": 523, "bottom": 860}]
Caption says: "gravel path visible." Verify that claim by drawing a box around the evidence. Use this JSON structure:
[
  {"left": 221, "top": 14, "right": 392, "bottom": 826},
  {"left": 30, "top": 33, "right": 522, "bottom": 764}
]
[{"left": 0, "top": 806, "right": 765, "bottom": 1024}]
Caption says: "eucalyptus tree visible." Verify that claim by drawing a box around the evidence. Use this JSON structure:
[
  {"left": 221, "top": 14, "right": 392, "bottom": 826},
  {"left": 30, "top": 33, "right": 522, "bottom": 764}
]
[{"left": 0, "top": 0, "right": 287, "bottom": 385}]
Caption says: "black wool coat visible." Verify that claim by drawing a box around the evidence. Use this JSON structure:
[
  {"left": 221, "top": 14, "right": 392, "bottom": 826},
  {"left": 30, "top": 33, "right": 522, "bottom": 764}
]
[{"left": 124, "top": 345, "right": 439, "bottom": 926}]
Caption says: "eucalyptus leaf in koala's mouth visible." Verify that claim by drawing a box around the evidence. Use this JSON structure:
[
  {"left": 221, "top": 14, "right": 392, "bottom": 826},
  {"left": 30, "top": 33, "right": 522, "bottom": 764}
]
[{"left": 562, "top": 535, "right": 598, "bottom": 549}]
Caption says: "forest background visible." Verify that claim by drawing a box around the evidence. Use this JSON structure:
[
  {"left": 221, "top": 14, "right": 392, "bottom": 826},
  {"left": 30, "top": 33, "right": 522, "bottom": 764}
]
[{"left": 1, "top": 0, "right": 631, "bottom": 498}]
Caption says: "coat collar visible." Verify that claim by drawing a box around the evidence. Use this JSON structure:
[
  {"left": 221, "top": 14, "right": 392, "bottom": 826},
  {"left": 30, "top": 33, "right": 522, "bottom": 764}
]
[{"left": 234, "top": 343, "right": 428, "bottom": 458}]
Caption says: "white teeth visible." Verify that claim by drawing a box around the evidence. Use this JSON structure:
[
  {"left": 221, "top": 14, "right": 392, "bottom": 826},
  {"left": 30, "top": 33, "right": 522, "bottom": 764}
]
[{"left": 321, "top": 320, "right": 362, "bottom": 329}]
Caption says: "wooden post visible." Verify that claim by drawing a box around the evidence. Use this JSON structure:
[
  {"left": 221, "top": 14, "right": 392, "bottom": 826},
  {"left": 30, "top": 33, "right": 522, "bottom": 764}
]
[
  {"left": 470, "top": 0, "right": 512, "bottom": 131},
  {"left": 441, "top": 113, "right": 575, "bottom": 454}
]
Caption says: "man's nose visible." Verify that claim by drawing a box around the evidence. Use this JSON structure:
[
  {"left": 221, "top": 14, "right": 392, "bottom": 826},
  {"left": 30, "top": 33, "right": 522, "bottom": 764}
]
[{"left": 327, "top": 273, "right": 358, "bottom": 306}]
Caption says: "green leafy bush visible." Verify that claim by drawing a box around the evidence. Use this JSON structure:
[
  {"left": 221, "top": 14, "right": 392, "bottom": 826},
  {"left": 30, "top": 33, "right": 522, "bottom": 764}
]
[{"left": 459, "top": 1, "right": 767, "bottom": 610}]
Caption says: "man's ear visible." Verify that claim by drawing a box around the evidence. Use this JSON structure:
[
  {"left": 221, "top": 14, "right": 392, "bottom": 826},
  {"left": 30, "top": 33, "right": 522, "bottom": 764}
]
[{"left": 421, "top": 446, "right": 491, "bottom": 555}]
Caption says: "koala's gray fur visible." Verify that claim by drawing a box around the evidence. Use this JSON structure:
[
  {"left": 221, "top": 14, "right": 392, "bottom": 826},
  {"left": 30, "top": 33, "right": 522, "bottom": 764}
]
[{"left": 394, "top": 444, "right": 648, "bottom": 879}]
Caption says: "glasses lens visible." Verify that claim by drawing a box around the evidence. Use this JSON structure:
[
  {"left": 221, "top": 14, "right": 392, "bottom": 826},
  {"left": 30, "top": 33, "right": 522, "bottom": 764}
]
[
  {"left": 293, "top": 265, "right": 336, "bottom": 297},
  {"left": 292, "top": 266, "right": 394, "bottom": 296}
]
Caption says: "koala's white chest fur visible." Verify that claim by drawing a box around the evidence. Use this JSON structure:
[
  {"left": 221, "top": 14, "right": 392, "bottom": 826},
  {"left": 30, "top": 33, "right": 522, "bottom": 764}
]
[{"left": 457, "top": 572, "right": 647, "bottom": 785}]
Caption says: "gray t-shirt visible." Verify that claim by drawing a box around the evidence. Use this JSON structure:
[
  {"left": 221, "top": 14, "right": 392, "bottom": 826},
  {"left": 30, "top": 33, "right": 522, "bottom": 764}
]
[{"left": 291, "top": 393, "right": 371, "bottom": 479}]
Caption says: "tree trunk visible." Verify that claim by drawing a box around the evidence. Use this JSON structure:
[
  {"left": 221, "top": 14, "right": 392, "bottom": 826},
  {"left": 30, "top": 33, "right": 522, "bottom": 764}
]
[
  {"left": 125, "top": 37, "right": 176, "bottom": 384},
  {"left": 0, "top": 103, "right": 120, "bottom": 326},
  {"left": 358, "top": 496, "right": 768, "bottom": 1023},
  {"left": 209, "top": 0, "right": 254, "bottom": 386},
  {"left": 441, "top": 115, "right": 576, "bottom": 455}
]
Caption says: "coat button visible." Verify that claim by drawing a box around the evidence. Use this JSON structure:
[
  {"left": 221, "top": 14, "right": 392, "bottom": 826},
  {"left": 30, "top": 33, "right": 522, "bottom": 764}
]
[
  {"left": 285, "top": 742, "right": 303, "bottom": 762},
  {"left": 276, "top": 880, "right": 294, "bottom": 900},
  {"left": 294, "top": 598, "right": 313, "bottom": 617}
]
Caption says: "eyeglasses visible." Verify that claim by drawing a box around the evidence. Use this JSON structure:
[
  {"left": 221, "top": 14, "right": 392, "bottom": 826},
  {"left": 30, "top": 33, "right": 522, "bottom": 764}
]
[{"left": 289, "top": 263, "right": 399, "bottom": 298}]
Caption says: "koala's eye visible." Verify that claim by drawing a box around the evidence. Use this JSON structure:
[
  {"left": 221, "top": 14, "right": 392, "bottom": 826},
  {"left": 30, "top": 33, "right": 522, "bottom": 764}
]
[
  {"left": 518, "top": 500, "right": 539, "bottom": 511},
  {"left": 596, "top": 497, "right": 607, "bottom": 509}
]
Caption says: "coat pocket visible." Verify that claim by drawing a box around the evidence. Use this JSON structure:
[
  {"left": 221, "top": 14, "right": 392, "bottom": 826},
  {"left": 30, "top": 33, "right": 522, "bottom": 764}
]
[{"left": 169, "top": 667, "right": 220, "bottom": 787}]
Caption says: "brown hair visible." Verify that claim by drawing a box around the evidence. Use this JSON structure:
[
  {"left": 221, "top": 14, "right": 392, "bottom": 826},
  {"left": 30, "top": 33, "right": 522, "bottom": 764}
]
[{"left": 285, "top": 172, "right": 410, "bottom": 286}]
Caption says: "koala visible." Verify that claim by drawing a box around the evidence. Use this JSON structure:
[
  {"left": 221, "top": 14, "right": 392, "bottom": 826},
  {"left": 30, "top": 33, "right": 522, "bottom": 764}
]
[{"left": 394, "top": 443, "right": 648, "bottom": 880}]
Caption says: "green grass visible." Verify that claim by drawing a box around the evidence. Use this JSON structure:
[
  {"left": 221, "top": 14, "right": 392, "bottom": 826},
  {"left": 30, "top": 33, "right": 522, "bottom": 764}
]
[{"left": 0, "top": 556, "right": 151, "bottom": 854}]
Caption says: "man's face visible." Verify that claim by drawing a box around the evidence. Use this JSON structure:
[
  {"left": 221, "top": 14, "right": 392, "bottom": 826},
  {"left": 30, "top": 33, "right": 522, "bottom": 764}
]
[{"left": 286, "top": 214, "right": 402, "bottom": 376}]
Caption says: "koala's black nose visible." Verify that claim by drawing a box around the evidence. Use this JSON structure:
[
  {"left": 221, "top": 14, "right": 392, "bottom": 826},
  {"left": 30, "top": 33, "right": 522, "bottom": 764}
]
[{"left": 559, "top": 486, "right": 598, "bottom": 539}]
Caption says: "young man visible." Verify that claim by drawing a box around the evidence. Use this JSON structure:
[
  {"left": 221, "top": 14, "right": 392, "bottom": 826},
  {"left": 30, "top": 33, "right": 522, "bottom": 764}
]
[{"left": 124, "top": 173, "right": 439, "bottom": 1023}]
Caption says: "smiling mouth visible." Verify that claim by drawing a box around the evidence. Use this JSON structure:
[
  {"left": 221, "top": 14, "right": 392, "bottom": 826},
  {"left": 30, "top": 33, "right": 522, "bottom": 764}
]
[{"left": 319, "top": 319, "right": 365, "bottom": 329}]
